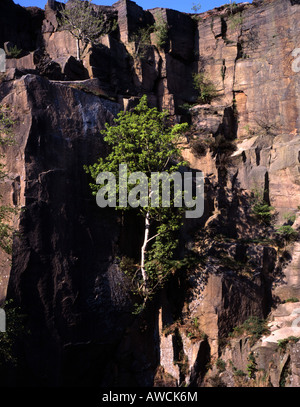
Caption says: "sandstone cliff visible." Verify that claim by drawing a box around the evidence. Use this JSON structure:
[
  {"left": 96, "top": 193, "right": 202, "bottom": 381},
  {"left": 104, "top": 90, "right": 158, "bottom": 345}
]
[{"left": 0, "top": 0, "right": 300, "bottom": 387}]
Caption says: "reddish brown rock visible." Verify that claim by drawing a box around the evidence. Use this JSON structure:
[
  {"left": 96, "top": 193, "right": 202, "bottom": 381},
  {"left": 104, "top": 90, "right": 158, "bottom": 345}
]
[
  {"left": 0, "top": 0, "right": 300, "bottom": 388},
  {"left": 0, "top": 0, "right": 44, "bottom": 52}
]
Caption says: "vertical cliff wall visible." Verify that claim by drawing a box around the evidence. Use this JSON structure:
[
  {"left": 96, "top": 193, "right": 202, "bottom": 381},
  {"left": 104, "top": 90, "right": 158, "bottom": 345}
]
[{"left": 0, "top": 0, "right": 300, "bottom": 387}]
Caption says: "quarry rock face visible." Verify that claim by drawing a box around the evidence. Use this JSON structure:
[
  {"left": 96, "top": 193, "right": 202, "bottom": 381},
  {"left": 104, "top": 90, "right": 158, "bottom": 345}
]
[
  {"left": 0, "top": 73, "right": 135, "bottom": 384},
  {"left": 0, "top": 0, "right": 44, "bottom": 52},
  {"left": 0, "top": 0, "right": 300, "bottom": 387}
]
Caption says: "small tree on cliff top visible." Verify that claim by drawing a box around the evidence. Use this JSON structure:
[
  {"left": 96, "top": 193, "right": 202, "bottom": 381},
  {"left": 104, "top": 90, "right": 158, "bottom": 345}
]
[
  {"left": 59, "top": 0, "right": 117, "bottom": 61},
  {"left": 84, "top": 96, "right": 189, "bottom": 310}
]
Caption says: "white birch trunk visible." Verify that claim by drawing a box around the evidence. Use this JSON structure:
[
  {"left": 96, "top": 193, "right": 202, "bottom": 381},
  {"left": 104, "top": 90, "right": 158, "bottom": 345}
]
[
  {"left": 76, "top": 38, "right": 80, "bottom": 61},
  {"left": 141, "top": 211, "right": 150, "bottom": 283}
]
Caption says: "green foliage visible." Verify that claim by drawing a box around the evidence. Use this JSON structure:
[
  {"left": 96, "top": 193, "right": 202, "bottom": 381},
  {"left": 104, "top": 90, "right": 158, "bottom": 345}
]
[
  {"left": 250, "top": 188, "right": 274, "bottom": 225},
  {"left": 179, "top": 103, "right": 192, "bottom": 113},
  {"left": 252, "top": 202, "right": 274, "bottom": 224},
  {"left": 192, "top": 73, "right": 218, "bottom": 104},
  {"left": 6, "top": 45, "right": 22, "bottom": 59},
  {"left": 191, "top": 2, "right": 202, "bottom": 21},
  {"left": 191, "top": 2, "right": 201, "bottom": 13},
  {"left": 0, "top": 105, "right": 15, "bottom": 149},
  {"left": 185, "top": 317, "right": 207, "bottom": 342},
  {"left": 192, "top": 316, "right": 199, "bottom": 329},
  {"left": 143, "top": 211, "right": 185, "bottom": 294},
  {"left": 0, "top": 206, "right": 16, "bottom": 254},
  {"left": 0, "top": 300, "right": 28, "bottom": 368},
  {"left": 59, "top": 0, "right": 117, "bottom": 60},
  {"left": 130, "top": 15, "right": 168, "bottom": 55},
  {"left": 229, "top": 316, "right": 269, "bottom": 345},
  {"left": 85, "top": 95, "right": 188, "bottom": 201},
  {"left": 234, "top": 369, "right": 246, "bottom": 377},
  {"left": 0, "top": 105, "right": 17, "bottom": 254},
  {"left": 130, "top": 25, "right": 153, "bottom": 58},
  {"left": 120, "top": 256, "right": 136, "bottom": 275},
  {"left": 277, "top": 336, "right": 300, "bottom": 351},
  {"left": 283, "top": 212, "right": 296, "bottom": 224},
  {"left": 275, "top": 212, "right": 298, "bottom": 245},
  {"left": 153, "top": 16, "right": 169, "bottom": 50},
  {"left": 179, "top": 103, "right": 200, "bottom": 115},
  {"left": 130, "top": 26, "right": 152, "bottom": 45},
  {"left": 85, "top": 95, "right": 189, "bottom": 310},
  {"left": 246, "top": 352, "right": 257, "bottom": 379},
  {"left": 242, "top": 124, "right": 256, "bottom": 138},
  {"left": 275, "top": 225, "right": 298, "bottom": 243},
  {"left": 216, "top": 358, "right": 226, "bottom": 372},
  {"left": 228, "top": 12, "right": 243, "bottom": 30},
  {"left": 225, "top": 1, "right": 237, "bottom": 12},
  {"left": 284, "top": 297, "right": 299, "bottom": 303}
]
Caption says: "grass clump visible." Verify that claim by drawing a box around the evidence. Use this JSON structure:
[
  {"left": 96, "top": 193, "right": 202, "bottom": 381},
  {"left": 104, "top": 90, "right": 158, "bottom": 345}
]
[
  {"left": 216, "top": 358, "right": 226, "bottom": 372},
  {"left": 234, "top": 369, "right": 246, "bottom": 377},
  {"left": 275, "top": 225, "right": 298, "bottom": 244},
  {"left": 277, "top": 336, "right": 300, "bottom": 351},
  {"left": 185, "top": 317, "right": 207, "bottom": 342},
  {"left": 284, "top": 298, "right": 299, "bottom": 303},
  {"left": 229, "top": 316, "right": 269, "bottom": 345},
  {"left": 192, "top": 72, "right": 218, "bottom": 104},
  {"left": 6, "top": 45, "right": 22, "bottom": 59}
]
